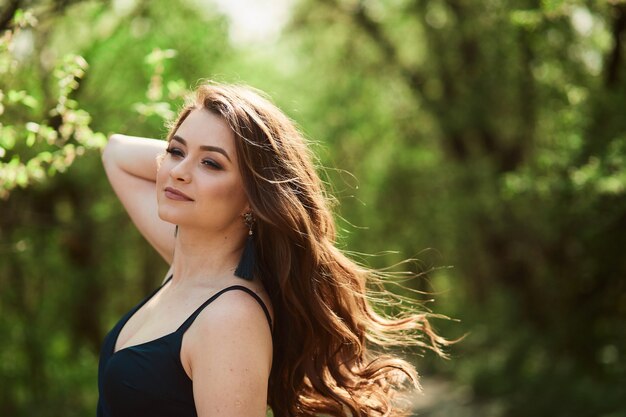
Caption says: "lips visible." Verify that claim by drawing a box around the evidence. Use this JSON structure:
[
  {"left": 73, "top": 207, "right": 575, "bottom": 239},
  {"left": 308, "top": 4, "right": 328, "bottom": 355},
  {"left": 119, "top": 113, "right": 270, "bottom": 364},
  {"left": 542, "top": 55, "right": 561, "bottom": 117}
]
[{"left": 164, "top": 186, "right": 194, "bottom": 201}]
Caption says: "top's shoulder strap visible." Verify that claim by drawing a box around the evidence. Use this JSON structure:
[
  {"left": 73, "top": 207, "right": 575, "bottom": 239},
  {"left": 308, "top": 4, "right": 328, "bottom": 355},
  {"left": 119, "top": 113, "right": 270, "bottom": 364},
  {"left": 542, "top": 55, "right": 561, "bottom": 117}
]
[{"left": 177, "top": 285, "right": 272, "bottom": 333}]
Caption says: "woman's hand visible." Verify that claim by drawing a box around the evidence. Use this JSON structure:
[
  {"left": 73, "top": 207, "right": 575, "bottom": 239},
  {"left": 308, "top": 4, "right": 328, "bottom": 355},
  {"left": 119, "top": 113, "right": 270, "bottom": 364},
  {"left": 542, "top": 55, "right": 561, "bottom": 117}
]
[{"left": 102, "top": 134, "right": 176, "bottom": 264}]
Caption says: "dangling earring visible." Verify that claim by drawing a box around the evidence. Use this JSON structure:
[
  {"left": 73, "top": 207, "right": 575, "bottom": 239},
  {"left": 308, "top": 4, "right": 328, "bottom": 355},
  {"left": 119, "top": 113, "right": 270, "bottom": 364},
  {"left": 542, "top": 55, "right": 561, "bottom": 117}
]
[
  {"left": 234, "top": 212, "right": 255, "bottom": 281},
  {"left": 174, "top": 225, "right": 179, "bottom": 237}
]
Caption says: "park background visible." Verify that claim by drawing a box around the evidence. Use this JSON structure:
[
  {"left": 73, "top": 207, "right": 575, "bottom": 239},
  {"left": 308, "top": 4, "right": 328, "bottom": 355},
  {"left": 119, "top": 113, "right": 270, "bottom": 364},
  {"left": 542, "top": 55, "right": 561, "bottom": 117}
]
[{"left": 1, "top": 0, "right": 625, "bottom": 416}]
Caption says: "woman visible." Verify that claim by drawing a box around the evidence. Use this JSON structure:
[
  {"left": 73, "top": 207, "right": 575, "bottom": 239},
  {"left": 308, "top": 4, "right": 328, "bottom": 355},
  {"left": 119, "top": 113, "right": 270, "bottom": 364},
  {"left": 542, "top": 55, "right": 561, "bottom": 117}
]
[{"left": 99, "top": 82, "right": 447, "bottom": 417}]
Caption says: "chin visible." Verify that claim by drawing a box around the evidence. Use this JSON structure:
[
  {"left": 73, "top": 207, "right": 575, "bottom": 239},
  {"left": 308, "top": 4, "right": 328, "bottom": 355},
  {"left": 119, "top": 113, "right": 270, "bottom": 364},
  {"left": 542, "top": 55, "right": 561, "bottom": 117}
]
[{"left": 156, "top": 202, "right": 185, "bottom": 225}]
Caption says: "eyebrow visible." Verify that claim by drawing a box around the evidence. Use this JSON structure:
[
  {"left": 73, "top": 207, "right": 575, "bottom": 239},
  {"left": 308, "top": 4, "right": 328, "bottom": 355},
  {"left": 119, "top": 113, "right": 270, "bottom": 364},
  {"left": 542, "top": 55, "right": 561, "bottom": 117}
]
[{"left": 171, "top": 134, "right": 232, "bottom": 162}]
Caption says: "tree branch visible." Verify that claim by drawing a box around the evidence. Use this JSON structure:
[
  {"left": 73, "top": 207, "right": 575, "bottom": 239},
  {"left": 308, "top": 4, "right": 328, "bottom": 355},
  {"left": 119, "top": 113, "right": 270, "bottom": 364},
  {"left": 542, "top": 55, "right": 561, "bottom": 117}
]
[
  {"left": 318, "top": 0, "right": 428, "bottom": 103},
  {"left": 605, "top": 3, "right": 626, "bottom": 88},
  {"left": 0, "top": 0, "right": 22, "bottom": 31}
]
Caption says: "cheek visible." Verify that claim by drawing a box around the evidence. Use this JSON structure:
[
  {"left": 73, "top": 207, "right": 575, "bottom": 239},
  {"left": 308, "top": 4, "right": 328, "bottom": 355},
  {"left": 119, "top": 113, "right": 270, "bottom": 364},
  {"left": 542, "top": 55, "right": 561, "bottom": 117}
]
[
  {"left": 202, "top": 179, "right": 240, "bottom": 200},
  {"left": 199, "top": 177, "right": 248, "bottom": 209}
]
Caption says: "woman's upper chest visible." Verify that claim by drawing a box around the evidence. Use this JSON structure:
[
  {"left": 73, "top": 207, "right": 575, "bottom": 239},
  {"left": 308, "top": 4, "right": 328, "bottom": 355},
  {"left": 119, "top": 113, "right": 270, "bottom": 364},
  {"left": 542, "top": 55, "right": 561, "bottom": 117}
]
[
  {"left": 113, "top": 280, "right": 272, "bottom": 354},
  {"left": 114, "top": 284, "right": 209, "bottom": 354}
]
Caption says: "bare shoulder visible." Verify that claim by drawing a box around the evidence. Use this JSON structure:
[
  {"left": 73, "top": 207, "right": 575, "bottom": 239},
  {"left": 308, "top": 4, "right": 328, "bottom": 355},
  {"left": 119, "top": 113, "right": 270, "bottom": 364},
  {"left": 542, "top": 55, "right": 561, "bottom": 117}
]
[
  {"left": 189, "top": 287, "right": 273, "bottom": 344},
  {"left": 183, "top": 288, "right": 273, "bottom": 417},
  {"left": 183, "top": 286, "right": 273, "bottom": 367}
]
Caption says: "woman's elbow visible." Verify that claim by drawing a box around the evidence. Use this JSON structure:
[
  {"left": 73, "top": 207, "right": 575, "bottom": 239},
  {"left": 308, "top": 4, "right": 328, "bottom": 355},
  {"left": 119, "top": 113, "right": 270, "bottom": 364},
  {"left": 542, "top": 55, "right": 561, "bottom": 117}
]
[{"left": 101, "top": 134, "right": 122, "bottom": 166}]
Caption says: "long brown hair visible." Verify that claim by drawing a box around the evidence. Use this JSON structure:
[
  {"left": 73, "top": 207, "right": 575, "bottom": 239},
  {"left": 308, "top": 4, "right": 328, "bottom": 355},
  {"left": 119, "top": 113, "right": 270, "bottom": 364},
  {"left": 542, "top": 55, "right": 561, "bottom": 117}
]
[{"left": 167, "top": 82, "right": 450, "bottom": 417}]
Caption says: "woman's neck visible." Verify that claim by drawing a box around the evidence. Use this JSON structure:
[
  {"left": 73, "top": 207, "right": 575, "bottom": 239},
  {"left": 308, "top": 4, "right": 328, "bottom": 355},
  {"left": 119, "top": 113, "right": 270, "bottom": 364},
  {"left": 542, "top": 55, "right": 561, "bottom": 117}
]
[{"left": 169, "top": 226, "right": 245, "bottom": 287}]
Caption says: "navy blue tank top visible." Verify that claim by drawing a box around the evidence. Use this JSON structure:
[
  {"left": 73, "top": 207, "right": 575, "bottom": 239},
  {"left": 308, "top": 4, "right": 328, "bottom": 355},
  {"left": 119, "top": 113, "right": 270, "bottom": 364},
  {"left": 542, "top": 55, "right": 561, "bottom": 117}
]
[{"left": 97, "top": 276, "right": 272, "bottom": 417}]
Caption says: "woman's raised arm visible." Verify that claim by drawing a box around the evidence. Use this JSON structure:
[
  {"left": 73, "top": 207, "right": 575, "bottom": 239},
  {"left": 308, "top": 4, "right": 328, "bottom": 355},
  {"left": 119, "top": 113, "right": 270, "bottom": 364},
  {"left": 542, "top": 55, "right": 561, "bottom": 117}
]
[{"left": 101, "top": 134, "right": 175, "bottom": 264}]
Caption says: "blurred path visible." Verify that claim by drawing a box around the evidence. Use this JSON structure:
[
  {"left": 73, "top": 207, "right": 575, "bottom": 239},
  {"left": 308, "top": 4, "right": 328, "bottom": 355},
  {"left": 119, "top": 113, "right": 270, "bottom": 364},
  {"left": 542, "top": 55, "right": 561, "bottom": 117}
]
[{"left": 411, "top": 377, "right": 501, "bottom": 417}]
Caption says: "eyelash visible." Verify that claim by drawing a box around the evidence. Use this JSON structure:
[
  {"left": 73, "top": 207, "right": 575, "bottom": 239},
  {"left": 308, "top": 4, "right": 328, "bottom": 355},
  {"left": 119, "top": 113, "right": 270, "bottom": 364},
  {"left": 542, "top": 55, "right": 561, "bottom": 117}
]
[
  {"left": 165, "top": 147, "right": 184, "bottom": 158},
  {"left": 165, "top": 147, "right": 222, "bottom": 170}
]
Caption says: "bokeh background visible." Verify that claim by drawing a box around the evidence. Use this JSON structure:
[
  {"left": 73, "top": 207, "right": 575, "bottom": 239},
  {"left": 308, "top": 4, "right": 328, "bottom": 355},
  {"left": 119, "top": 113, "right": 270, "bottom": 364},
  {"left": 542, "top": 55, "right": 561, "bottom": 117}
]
[{"left": 1, "top": 0, "right": 625, "bottom": 416}]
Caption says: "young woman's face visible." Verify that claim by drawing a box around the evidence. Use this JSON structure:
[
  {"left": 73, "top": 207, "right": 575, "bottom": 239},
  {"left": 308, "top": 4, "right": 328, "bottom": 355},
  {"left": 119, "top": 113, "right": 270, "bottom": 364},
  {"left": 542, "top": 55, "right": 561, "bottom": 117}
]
[{"left": 156, "top": 108, "right": 249, "bottom": 234}]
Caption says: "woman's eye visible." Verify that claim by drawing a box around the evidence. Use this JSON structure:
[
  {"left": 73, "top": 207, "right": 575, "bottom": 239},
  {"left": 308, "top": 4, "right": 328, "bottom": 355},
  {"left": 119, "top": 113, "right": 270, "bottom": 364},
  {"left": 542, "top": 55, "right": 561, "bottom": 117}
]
[
  {"left": 165, "top": 147, "right": 184, "bottom": 157},
  {"left": 166, "top": 147, "right": 221, "bottom": 170},
  {"left": 202, "top": 159, "right": 222, "bottom": 170}
]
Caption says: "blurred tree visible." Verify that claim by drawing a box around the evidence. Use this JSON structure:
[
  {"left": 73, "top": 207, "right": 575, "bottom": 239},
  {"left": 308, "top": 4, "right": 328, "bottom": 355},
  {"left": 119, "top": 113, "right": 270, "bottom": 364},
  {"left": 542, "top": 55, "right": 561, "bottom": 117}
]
[{"left": 281, "top": 0, "right": 626, "bottom": 416}]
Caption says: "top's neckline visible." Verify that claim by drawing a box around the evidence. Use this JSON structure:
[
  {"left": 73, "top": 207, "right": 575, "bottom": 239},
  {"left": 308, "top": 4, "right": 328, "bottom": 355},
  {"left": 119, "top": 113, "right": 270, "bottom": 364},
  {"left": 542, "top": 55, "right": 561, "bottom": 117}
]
[
  {"left": 111, "top": 275, "right": 174, "bottom": 355},
  {"left": 110, "top": 278, "right": 272, "bottom": 356}
]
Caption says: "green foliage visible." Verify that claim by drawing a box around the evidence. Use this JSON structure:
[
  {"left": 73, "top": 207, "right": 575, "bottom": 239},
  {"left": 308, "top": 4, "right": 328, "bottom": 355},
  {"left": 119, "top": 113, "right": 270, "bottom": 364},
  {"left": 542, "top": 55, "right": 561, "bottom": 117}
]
[
  {"left": 133, "top": 48, "right": 188, "bottom": 121},
  {"left": 281, "top": 1, "right": 626, "bottom": 415},
  {"left": 0, "top": 10, "right": 105, "bottom": 199}
]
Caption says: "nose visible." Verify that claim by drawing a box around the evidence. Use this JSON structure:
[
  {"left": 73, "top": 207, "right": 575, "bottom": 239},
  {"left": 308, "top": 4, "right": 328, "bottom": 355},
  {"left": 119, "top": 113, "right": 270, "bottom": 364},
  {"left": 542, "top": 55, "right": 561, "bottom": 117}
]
[{"left": 169, "top": 158, "right": 192, "bottom": 183}]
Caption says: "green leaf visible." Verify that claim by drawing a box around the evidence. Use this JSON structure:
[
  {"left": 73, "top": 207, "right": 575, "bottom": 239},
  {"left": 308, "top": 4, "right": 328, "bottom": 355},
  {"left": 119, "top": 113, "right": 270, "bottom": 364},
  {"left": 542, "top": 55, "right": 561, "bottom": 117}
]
[
  {"left": 38, "top": 151, "right": 52, "bottom": 163},
  {"left": 25, "top": 122, "right": 39, "bottom": 133},
  {"left": 162, "top": 49, "right": 177, "bottom": 59},
  {"left": 13, "top": 9, "right": 24, "bottom": 24},
  {"left": 8, "top": 90, "right": 25, "bottom": 103},
  {"left": 15, "top": 167, "right": 28, "bottom": 187},
  {"left": 510, "top": 10, "right": 542, "bottom": 29},
  {"left": 26, "top": 132, "right": 36, "bottom": 147},
  {"left": 541, "top": 0, "right": 564, "bottom": 14},
  {"left": 40, "top": 125, "right": 58, "bottom": 143},
  {"left": 85, "top": 132, "right": 107, "bottom": 149},
  {"left": 22, "top": 95, "right": 38, "bottom": 109},
  {"left": 12, "top": 9, "right": 37, "bottom": 28},
  {"left": 0, "top": 126, "right": 17, "bottom": 149},
  {"left": 145, "top": 48, "right": 178, "bottom": 66},
  {"left": 167, "top": 80, "right": 188, "bottom": 99}
]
